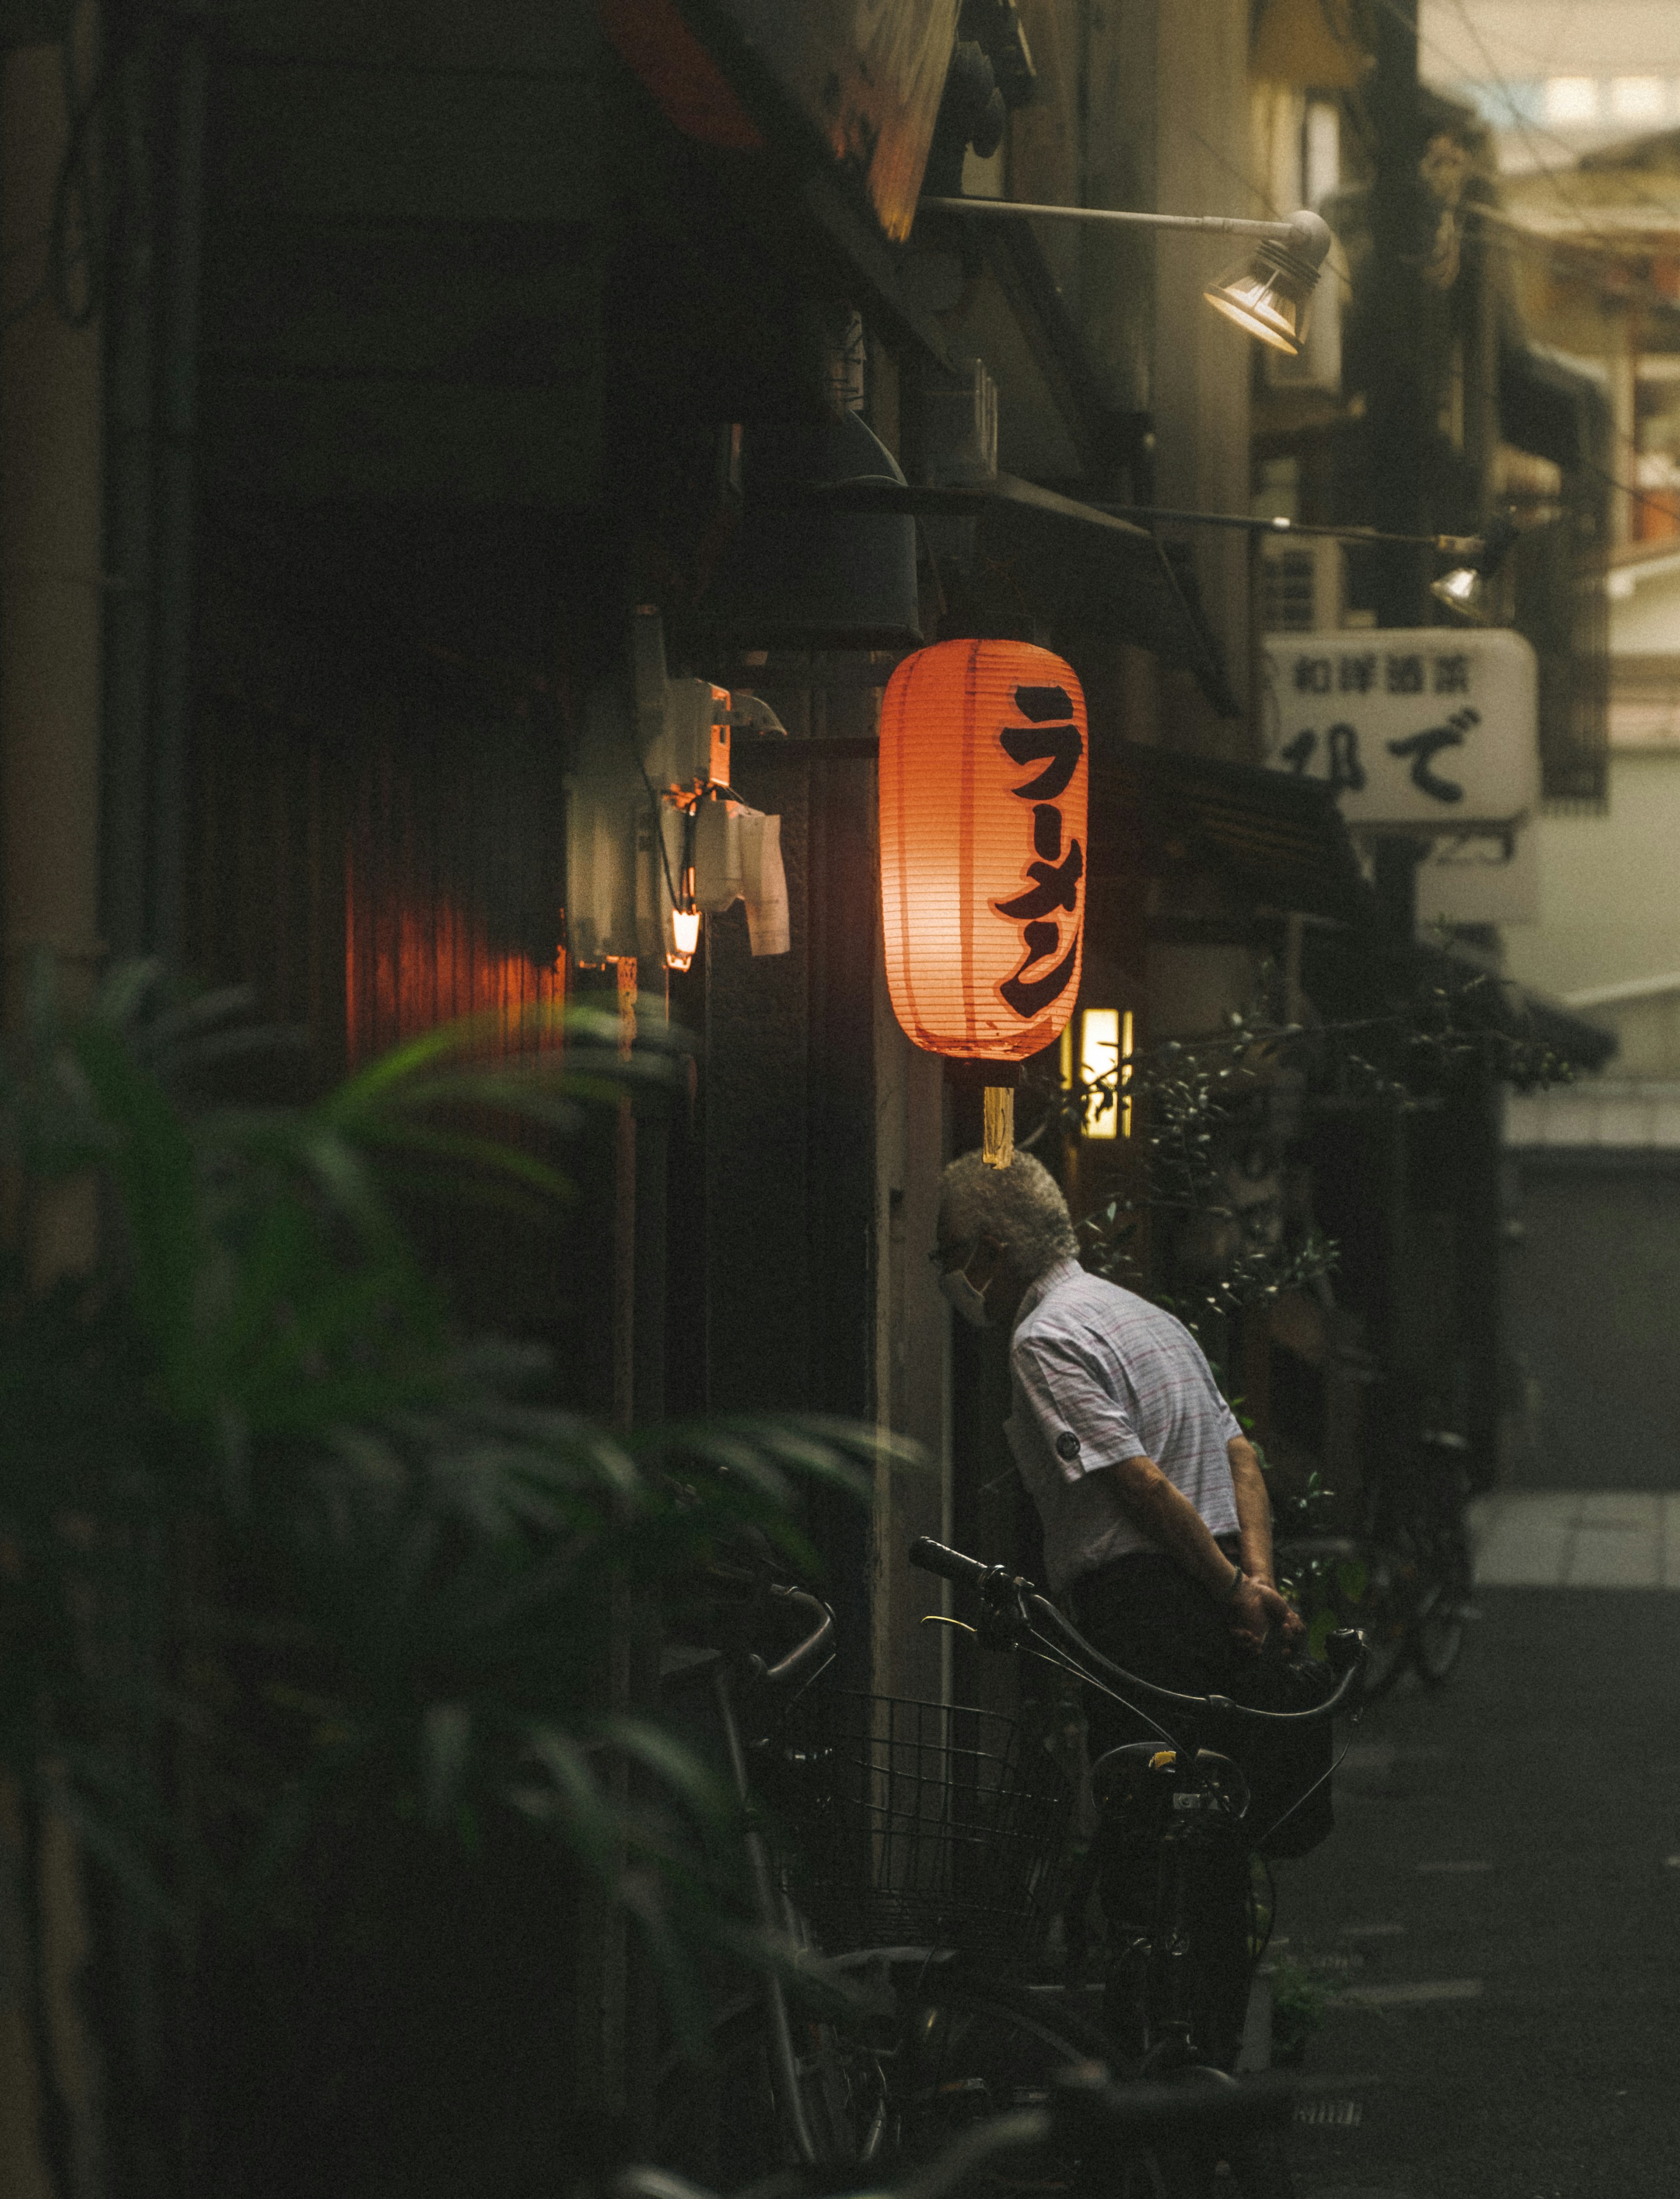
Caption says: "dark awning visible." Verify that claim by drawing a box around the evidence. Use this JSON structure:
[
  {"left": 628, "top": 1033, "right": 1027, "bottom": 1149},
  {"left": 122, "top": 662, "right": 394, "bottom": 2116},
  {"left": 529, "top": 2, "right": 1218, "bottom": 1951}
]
[
  {"left": 1498, "top": 341, "right": 1609, "bottom": 473},
  {"left": 1090, "top": 742, "right": 1375, "bottom": 926},
  {"left": 1510, "top": 984, "right": 1618, "bottom": 1072},
  {"left": 765, "top": 474, "right": 1241, "bottom": 713},
  {"left": 1300, "top": 925, "right": 1618, "bottom": 1075}
]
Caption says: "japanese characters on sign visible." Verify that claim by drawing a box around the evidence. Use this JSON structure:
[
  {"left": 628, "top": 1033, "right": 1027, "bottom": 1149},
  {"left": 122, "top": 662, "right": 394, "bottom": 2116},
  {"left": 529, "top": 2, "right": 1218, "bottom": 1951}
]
[
  {"left": 1259, "top": 627, "right": 1539, "bottom": 830},
  {"left": 994, "top": 684, "right": 1084, "bottom": 1020}
]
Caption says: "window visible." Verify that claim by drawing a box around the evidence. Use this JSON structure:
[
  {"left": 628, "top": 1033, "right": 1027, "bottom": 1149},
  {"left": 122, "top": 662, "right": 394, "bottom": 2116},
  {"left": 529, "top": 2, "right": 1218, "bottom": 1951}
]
[
  {"left": 1610, "top": 77, "right": 1666, "bottom": 123},
  {"left": 1073, "top": 1008, "right": 1131, "bottom": 1140},
  {"left": 1543, "top": 77, "right": 1600, "bottom": 125},
  {"left": 1463, "top": 80, "right": 1542, "bottom": 128}
]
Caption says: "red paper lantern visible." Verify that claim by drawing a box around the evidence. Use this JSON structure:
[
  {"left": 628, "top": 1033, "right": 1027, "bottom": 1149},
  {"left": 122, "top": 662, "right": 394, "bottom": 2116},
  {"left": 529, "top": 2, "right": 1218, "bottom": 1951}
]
[{"left": 880, "top": 639, "right": 1089, "bottom": 1066}]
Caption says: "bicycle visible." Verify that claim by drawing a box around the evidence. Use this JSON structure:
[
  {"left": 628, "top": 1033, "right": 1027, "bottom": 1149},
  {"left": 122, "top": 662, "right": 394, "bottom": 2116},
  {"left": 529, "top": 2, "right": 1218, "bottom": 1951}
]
[
  {"left": 651, "top": 1573, "right": 1113, "bottom": 2191},
  {"left": 907, "top": 1541, "right": 1364, "bottom": 2154},
  {"left": 627, "top": 2055, "right": 1298, "bottom": 2199},
  {"left": 647, "top": 1550, "right": 1363, "bottom": 2197},
  {"left": 1278, "top": 1422, "right": 1473, "bottom": 1696}
]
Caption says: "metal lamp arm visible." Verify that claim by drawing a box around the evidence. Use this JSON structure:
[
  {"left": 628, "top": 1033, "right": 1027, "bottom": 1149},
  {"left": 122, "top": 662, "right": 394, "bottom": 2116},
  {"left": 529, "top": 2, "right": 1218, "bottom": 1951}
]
[
  {"left": 918, "top": 197, "right": 1331, "bottom": 262},
  {"left": 922, "top": 196, "right": 1288, "bottom": 241}
]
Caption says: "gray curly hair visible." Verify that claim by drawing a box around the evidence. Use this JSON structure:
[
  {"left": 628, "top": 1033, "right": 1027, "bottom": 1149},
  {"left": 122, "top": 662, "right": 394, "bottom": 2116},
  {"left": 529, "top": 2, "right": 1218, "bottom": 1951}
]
[{"left": 938, "top": 1150, "right": 1079, "bottom": 1285}]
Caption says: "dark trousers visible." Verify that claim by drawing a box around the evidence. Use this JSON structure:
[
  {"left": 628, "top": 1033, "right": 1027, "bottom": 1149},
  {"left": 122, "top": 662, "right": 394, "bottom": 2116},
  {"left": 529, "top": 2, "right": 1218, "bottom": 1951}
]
[{"left": 1072, "top": 1543, "right": 1256, "bottom": 2069}]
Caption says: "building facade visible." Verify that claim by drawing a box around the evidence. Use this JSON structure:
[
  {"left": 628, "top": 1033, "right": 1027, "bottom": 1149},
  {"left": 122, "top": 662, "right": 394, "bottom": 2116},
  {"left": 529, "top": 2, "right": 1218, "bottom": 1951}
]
[{"left": 0, "top": 2, "right": 1619, "bottom": 2183}]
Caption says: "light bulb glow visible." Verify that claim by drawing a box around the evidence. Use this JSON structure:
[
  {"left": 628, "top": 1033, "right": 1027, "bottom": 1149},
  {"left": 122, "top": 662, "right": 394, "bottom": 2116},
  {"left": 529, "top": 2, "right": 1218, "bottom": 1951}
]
[
  {"left": 670, "top": 908, "right": 701, "bottom": 958},
  {"left": 1205, "top": 278, "right": 1307, "bottom": 354},
  {"left": 1431, "top": 566, "right": 1484, "bottom": 618},
  {"left": 1204, "top": 231, "right": 1326, "bottom": 359}
]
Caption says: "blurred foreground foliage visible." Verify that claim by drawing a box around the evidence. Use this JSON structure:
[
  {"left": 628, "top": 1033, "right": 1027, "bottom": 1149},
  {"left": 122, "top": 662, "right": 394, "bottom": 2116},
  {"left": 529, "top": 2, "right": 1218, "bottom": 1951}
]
[{"left": 0, "top": 959, "right": 895, "bottom": 2193}]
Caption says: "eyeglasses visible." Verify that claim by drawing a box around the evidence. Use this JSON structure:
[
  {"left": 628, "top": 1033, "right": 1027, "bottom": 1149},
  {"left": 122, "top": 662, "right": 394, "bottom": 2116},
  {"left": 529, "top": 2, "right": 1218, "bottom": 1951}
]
[{"left": 928, "top": 1241, "right": 973, "bottom": 1274}]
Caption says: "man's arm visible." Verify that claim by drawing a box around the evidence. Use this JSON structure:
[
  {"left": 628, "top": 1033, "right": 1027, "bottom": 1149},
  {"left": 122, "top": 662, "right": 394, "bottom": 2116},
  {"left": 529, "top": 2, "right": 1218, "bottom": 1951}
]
[
  {"left": 1227, "top": 1433, "right": 1305, "bottom": 1650},
  {"left": 1099, "top": 1449, "right": 1303, "bottom": 1654},
  {"left": 1101, "top": 1454, "right": 1239, "bottom": 1595},
  {"left": 1228, "top": 1434, "right": 1277, "bottom": 1586}
]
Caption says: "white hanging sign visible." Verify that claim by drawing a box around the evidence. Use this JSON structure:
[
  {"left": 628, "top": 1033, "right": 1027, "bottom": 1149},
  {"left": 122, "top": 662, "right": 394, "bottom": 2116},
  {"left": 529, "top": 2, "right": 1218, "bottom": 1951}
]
[{"left": 1259, "top": 627, "right": 1539, "bottom": 831}]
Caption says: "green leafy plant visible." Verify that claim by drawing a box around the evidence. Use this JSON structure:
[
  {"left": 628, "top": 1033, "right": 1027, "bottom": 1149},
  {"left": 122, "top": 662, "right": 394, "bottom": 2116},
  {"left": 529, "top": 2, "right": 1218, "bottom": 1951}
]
[
  {"left": 0, "top": 958, "right": 897, "bottom": 2196},
  {"left": 1267, "top": 1956, "right": 1340, "bottom": 2067},
  {"left": 1023, "top": 952, "right": 1579, "bottom": 1339}
]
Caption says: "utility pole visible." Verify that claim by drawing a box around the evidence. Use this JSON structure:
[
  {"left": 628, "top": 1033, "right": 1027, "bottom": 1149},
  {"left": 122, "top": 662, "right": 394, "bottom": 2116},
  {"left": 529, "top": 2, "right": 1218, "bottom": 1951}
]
[
  {"left": 1365, "top": 0, "right": 1429, "bottom": 632},
  {"left": 1364, "top": 0, "right": 1430, "bottom": 934}
]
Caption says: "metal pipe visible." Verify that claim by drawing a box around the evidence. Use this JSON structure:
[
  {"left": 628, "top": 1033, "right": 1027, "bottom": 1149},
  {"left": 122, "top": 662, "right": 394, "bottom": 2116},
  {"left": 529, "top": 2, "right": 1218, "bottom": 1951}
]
[
  {"left": 102, "top": 15, "right": 159, "bottom": 959},
  {"left": 147, "top": 2, "right": 209, "bottom": 966},
  {"left": 1, "top": 27, "right": 107, "bottom": 1022},
  {"left": 1090, "top": 503, "right": 1484, "bottom": 555}
]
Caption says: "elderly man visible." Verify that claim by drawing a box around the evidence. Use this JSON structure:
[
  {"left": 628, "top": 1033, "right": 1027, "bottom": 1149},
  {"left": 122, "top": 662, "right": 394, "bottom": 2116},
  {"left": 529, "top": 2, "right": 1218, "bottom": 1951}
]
[{"left": 933, "top": 1148, "right": 1307, "bottom": 2065}]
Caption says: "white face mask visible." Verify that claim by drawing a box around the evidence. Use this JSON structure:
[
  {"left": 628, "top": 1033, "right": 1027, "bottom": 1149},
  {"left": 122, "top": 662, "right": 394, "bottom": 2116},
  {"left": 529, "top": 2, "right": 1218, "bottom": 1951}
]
[{"left": 938, "top": 1259, "right": 991, "bottom": 1330}]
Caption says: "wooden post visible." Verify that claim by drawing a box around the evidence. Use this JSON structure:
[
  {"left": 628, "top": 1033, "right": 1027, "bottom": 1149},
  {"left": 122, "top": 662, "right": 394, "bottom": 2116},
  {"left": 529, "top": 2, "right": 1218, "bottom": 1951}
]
[{"left": 981, "top": 1083, "right": 1015, "bottom": 1167}]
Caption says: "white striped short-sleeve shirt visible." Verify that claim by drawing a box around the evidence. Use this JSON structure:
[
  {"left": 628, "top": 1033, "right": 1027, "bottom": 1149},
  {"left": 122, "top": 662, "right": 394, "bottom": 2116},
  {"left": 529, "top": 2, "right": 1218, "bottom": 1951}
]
[{"left": 1004, "top": 1258, "right": 1242, "bottom": 1594}]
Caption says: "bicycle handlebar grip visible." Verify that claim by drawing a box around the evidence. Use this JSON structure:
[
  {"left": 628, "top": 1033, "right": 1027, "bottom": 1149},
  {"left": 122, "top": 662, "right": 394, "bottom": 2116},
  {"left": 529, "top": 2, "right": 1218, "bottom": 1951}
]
[{"left": 908, "top": 1535, "right": 992, "bottom": 1587}]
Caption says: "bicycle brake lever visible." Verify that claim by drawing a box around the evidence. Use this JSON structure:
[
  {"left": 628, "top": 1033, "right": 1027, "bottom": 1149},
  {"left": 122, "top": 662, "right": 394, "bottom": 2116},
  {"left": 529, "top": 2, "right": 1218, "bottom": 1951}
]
[{"left": 974, "top": 1574, "right": 1033, "bottom": 1652}]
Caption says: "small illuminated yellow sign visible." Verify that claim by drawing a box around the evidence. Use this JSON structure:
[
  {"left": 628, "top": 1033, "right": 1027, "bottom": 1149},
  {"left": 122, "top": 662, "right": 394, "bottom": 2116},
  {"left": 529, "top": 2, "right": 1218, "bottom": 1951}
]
[{"left": 1078, "top": 1008, "right": 1133, "bottom": 1139}]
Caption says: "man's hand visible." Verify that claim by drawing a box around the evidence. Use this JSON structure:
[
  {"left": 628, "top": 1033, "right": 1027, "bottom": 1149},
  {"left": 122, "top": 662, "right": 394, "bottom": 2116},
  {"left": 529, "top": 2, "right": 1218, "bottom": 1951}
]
[{"left": 1228, "top": 1575, "right": 1306, "bottom": 1656}]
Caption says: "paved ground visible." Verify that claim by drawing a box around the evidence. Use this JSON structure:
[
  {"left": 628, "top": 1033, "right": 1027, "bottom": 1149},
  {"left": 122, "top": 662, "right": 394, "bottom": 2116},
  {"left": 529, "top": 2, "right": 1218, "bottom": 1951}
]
[
  {"left": 1470, "top": 1491, "right": 1680, "bottom": 1590},
  {"left": 1269, "top": 1508, "right": 1680, "bottom": 2196}
]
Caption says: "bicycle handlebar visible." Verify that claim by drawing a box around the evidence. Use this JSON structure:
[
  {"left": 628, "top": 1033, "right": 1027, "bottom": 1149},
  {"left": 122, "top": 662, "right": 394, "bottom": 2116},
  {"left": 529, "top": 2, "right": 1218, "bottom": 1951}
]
[
  {"left": 755, "top": 1584, "right": 835, "bottom": 1688},
  {"left": 909, "top": 1535, "right": 1365, "bottom": 1724},
  {"left": 907, "top": 1535, "right": 995, "bottom": 1591}
]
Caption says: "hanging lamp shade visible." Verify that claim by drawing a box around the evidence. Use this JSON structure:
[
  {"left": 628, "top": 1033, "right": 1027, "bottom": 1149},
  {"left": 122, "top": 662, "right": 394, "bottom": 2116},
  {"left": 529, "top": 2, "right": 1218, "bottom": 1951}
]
[
  {"left": 1204, "top": 211, "right": 1333, "bottom": 358},
  {"left": 880, "top": 639, "right": 1089, "bottom": 1067}
]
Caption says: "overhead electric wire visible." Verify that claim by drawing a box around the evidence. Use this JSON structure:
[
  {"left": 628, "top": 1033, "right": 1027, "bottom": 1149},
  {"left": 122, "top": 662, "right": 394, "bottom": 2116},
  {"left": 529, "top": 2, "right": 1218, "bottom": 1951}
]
[
  {"left": 1147, "top": 23, "right": 1675, "bottom": 531},
  {"left": 1437, "top": 0, "right": 1679, "bottom": 196},
  {"left": 1113, "top": 28, "right": 1676, "bottom": 542},
  {"left": 1407, "top": 0, "right": 1680, "bottom": 238}
]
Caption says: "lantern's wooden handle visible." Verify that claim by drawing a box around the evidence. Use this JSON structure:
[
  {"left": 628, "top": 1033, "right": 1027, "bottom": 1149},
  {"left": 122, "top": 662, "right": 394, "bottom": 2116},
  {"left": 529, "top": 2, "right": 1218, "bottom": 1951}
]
[{"left": 982, "top": 1085, "right": 1015, "bottom": 1169}]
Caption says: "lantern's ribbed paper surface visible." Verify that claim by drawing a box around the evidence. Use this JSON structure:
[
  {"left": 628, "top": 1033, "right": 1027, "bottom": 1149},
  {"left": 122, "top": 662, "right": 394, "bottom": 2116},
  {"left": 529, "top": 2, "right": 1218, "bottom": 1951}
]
[{"left": 880, "top": 639, "right": 1088, "bottom": 1061}]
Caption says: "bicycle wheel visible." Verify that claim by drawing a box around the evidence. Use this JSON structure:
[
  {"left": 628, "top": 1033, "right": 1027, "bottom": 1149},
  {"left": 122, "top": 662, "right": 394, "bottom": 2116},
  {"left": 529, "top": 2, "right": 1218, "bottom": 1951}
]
[
  {"left": 648, "top": 1967, "right": 1148, "bottom": 2196},
  {"left": 893, "top": 1971, "right": 1302, "bottom": 2198},
  {"left": 1412, "top": 1508, "right": 1472, "bottom": 1688},
  {"left": 648, "top": 1996, "right": 802, "bottom": 2190},
  {"left": 1278, "top": 1538, "right": 1406, "bottom": 1700},
  {"left": 1355, "top": 1545, "right": 1411, "bottom": 1699},
  {"left": 891, "top": 1974, "right": 1129, "bottom": 2192}
]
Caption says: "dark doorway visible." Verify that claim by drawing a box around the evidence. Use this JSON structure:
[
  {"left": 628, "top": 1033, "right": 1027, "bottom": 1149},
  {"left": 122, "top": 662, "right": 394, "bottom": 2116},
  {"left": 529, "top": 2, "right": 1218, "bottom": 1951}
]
[{"left": 1505, "top": 1152, "right": 1680, "bottom": 1490}]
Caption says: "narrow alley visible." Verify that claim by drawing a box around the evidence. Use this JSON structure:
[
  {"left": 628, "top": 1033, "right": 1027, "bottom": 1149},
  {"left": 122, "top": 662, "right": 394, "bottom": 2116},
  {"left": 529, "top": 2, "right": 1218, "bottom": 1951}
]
[{"left": 1278, "top": 1518, "right": 1680, "bottom": 2197}]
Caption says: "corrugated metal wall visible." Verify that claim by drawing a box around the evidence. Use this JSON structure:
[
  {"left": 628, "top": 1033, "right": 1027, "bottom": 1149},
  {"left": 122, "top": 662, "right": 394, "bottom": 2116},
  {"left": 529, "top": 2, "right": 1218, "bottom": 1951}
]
[
  {"left": 343, "top": 684, "right": 568, "bottom": 1068},
  {"left": 187, "top": 555, "right": 592, "bottom": 1355},
  {"left": 189, "top": 670, "right": 569, "bottom": 1072}
]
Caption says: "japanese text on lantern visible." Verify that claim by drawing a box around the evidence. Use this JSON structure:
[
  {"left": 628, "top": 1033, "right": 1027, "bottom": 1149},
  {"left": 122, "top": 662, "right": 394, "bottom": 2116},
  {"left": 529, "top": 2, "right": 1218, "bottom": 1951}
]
[
  {"left": 878, "top": 636, "right": 1088, "bottom": 1063},
  {"left": 994, "top": 682, "right": 1084, "bottom": 1019}
]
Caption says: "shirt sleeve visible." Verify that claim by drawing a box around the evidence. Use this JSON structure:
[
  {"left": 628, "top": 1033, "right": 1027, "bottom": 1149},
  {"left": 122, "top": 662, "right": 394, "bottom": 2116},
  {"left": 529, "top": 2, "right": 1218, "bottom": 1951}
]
[{"left": 1010, "top": 1328, "right": 1144, "bottom": 1483}]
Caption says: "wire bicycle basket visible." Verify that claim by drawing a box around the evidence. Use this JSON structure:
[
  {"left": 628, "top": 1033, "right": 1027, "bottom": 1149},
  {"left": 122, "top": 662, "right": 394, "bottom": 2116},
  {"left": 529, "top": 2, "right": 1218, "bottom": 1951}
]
[{"left": 766, "top": 1691, "right": 1072, "bottom": 1963}]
